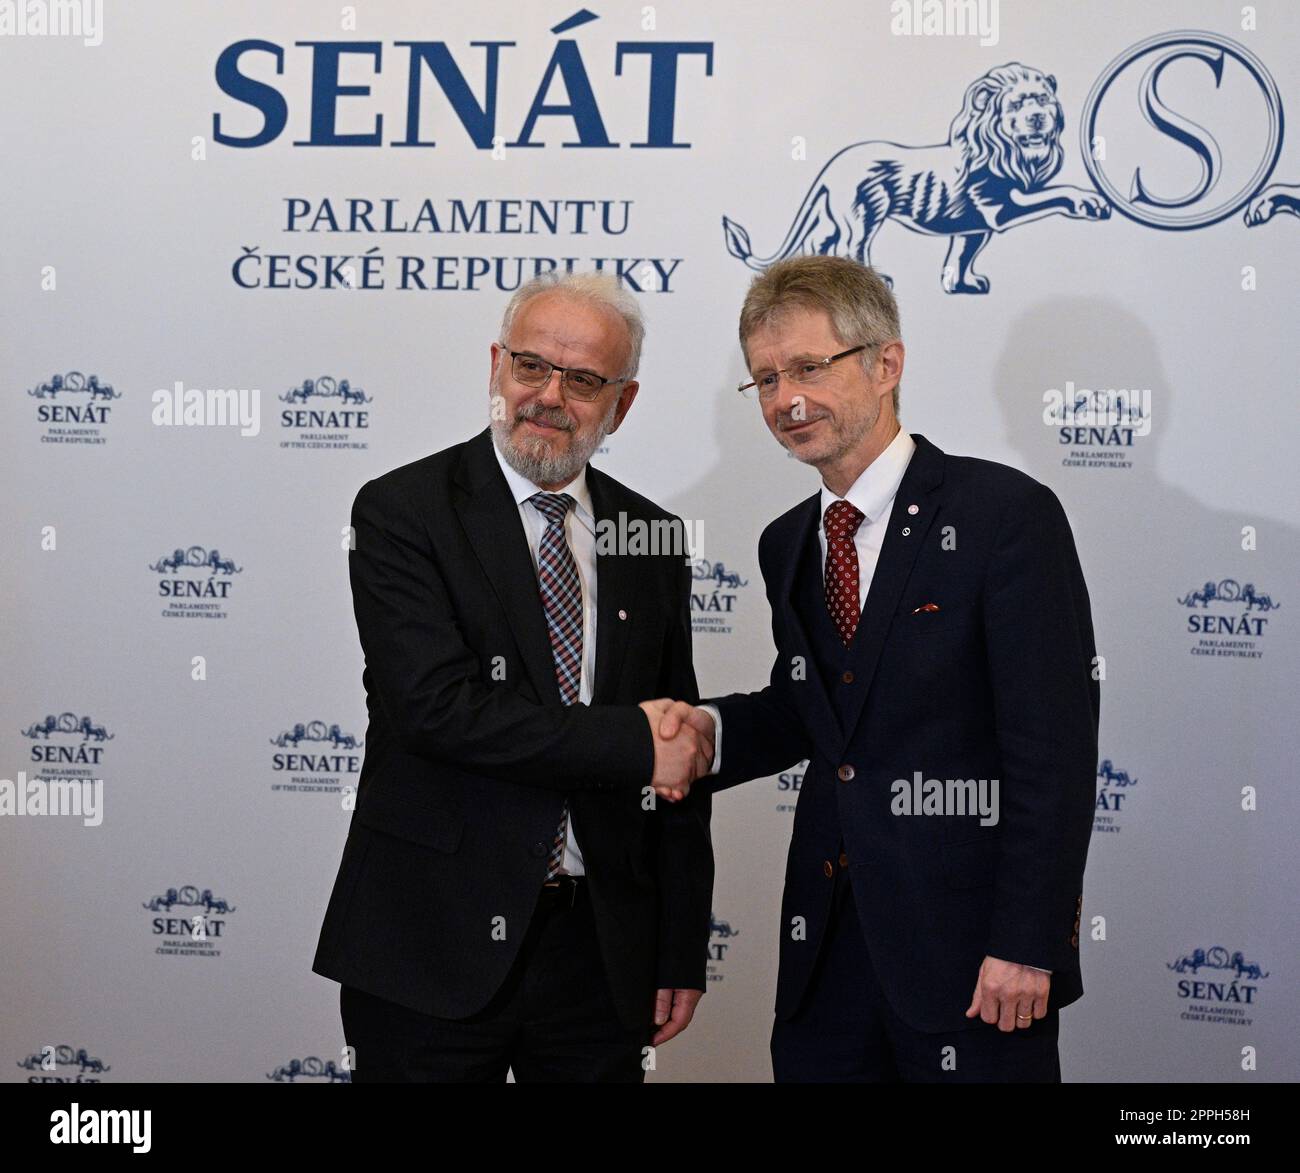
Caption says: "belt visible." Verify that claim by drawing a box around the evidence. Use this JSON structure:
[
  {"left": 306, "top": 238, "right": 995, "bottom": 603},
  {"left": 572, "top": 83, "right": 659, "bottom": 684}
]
[{"left": 540, "top": 874, "right": 584, "bottom": 910}]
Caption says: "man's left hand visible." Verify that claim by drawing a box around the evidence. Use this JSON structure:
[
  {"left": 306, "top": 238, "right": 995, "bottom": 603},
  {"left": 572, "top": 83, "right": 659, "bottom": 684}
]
[
  {"left": 651, "top": 988, "right": 703, "bottom": 1046},
  {"left": 965, "top": 956, "right": 1050, "bottom": 1031}
]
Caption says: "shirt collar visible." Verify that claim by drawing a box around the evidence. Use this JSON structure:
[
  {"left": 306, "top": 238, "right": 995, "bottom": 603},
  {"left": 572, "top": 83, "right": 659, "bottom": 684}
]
[
  {"left": 491, "top": 432, "right": 596, "bottom": 534},
  {"left": 819, "top": 427, "right": 917, "bottom": 528}
]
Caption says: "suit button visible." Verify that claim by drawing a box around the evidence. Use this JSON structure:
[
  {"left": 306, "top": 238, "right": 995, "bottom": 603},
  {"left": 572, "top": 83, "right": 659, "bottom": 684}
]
[
  {"left": 837, "top": 764, "right": 855, "bottom": 782},
  {"left": 822, "top": 860, "right": 834, "bottom": 878},
  {"left": 839, "top": 852, "right": 849, "bottom": 868},
  {"left": 530, "top": 841, "right": 547, "bottom": 858},
  {"left": 841, "top": 670, "right": 854, "bottom": 684}
]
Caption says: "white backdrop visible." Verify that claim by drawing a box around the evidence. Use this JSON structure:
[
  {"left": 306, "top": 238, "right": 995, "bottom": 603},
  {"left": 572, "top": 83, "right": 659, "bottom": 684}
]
[{"left": 2, "top": 0, "right": 1296, "bottom": 1083}]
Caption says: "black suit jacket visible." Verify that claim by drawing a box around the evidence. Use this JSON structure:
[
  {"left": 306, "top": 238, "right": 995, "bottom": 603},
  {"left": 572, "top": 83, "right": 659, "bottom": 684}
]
[
  {"left": 709, "top": 433, "right": 1098, "bottom": 1033},
  {"left": 312, "top": 428, "right": 713, "bottom": 1030}
]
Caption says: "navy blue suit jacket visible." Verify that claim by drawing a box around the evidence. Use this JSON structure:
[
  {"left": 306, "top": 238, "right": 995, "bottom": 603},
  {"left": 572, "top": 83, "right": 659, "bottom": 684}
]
[{"left": 708, "top": 433, "right": 1098, "bottom": 1033}]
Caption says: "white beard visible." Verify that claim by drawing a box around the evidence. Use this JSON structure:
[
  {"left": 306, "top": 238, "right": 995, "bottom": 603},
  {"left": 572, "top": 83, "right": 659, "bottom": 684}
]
[{"left": 490, "top": 375, "right": 619, "bottom": 486}]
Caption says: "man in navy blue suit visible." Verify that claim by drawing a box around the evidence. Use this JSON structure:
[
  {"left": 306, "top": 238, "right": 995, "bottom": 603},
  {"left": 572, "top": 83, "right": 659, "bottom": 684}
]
[{"left": 655, "top": 256, "right": 1099, "bottom": 1082}]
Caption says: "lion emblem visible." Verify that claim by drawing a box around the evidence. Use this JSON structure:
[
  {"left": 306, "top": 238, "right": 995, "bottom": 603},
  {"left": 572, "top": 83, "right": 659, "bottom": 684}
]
[
  {"left": 1244, "top": 182, "right": 1300, "bottom": 226},
  {"left": 722, "top": 63, "right": 1110, "bottom": 293}
]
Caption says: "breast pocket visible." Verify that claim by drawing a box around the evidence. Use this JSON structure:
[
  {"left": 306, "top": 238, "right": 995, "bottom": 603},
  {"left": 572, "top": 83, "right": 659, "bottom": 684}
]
[{"left": 893, "top": 602, "right": 967, "bottom": 636}]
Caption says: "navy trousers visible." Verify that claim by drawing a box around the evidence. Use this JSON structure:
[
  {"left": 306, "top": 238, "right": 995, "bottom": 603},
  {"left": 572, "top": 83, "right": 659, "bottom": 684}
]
[{"left": 771, "top": 861, "right": 1062, "bottom": 1082}]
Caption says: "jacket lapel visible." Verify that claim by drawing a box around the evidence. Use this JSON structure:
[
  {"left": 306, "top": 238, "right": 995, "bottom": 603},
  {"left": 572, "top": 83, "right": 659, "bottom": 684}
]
[
  {"left": 836, "top": 432, "right": 945, "bottom": 741},
  {"left": 771, "top": 494, "right": 842, "bottom": 752},
  {"left": 586, "top": 464, "right": 637, "bottom": 704},
  {"left": 451, "top": 429, "right": 561, "bottom": 705}
]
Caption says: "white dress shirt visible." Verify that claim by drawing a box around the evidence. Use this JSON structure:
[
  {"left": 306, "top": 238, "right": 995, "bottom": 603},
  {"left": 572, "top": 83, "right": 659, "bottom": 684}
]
[
  {"left": 816, "top": 426, "right": 916, "bottom": 611},
  {"left": 492, "top": 437, "right": 596, "bottom": 876},
  {"left": 703, "top": 426, "right": 916, "bottom": 773}
]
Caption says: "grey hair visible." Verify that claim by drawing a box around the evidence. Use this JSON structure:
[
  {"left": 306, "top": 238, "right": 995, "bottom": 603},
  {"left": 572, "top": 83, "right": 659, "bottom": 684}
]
[
  {"left": 738, "top": 256, "right": 902, "bottom": 416},
  {"left": 498, "top": 271, "right": 645, "bottom": 380}
]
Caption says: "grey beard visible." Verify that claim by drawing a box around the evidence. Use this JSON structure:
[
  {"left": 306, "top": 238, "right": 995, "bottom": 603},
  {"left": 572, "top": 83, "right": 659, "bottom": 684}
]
[{"left": 491, "top": 397, "right": 618, "bottom": 486}]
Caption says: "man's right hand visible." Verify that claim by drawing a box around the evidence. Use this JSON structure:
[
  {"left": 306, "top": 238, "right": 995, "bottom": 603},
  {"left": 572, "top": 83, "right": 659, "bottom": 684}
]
[{"left": 639, "top": 699, "right": 715, "bottom": 802}]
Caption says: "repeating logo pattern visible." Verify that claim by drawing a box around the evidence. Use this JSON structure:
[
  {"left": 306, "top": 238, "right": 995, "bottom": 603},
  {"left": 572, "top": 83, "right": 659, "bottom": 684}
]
[
  {"left": 1094, "top": 758, "right": 1138, "bottom": 834},
  {"left": 16, "top": 1045, "right": 111, "bottom": 1083},
  {"left": 269, "top": 721, "right": 364, "bottom": 794},
  {"left": 1178, "top": 577, "right": 1279, "bottom": 660},
  {"left": 1168, "top": 945, "right": 1269, "bottom": 1028},
  {"left": 690, "top": 558, "right": 749, "bottom": 637},
  {"left": 143, "top": 885, "right": 236, "bottom": 958},
  {"left": 266, "top": 1056, "right": 351, "bottom": 1083},
  {"left": 706, "top": 910, "right": 740, "bottom": 984},
  {"left": 21, "top": 711, "right": 113, "bottom": 780},
  {"left": 278, "top": 375, "right": 372, "bottom": 451},
  {"left": 27, "top": 370, "right": 120, "bottom": 445},
  {"left": 150, "top": 545, "right": 244, "bottom": 620}
]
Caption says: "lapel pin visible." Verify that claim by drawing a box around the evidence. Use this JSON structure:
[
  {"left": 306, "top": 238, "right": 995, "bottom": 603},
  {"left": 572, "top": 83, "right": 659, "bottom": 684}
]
[
  {"left": 907, "top": 504, "right": 919, "bottom": 515},
  {"left": 901, "top": 526, "right": 911, "bottom": 536},
  {"left": 618, "top": 609, "right": 628, "bottom": 620}
]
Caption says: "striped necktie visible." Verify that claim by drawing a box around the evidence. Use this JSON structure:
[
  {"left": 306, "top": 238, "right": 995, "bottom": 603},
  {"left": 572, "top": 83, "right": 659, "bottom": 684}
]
[{"left": 529, "top": 492, "right": 582, "bottom": 879}]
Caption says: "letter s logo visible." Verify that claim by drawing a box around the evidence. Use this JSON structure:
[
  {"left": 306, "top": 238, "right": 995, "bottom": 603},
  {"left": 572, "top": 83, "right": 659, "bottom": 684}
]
[{"left": 1081, "top": 32, "right": 1282, "bottom": 230}]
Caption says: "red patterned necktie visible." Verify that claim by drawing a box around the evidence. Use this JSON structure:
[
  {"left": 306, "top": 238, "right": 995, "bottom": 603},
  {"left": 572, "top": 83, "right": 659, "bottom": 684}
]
[
  {"left": 529, "top": 492, "right": 582, "bottom": 880},
  {"left": 824, "top": 499, "right": 865, "bottom": 645}
]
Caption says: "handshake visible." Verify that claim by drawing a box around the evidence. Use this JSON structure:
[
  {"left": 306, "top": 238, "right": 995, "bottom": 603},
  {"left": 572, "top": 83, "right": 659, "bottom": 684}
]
[{"left": 638, "top": 699, "right": 716, "bottom": 803}]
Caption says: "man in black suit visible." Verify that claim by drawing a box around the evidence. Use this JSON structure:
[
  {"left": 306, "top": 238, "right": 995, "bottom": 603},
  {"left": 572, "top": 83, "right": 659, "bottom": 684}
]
[
  {"left": 313, "top": 272, "right": 714, "bottom": 1082},
  {"left": 656, "top": 256, "right": 1099, "bottom": 1082}
]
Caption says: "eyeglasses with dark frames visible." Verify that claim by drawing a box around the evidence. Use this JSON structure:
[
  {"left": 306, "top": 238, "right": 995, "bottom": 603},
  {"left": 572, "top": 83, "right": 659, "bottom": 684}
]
[{"left": 501, "top": 347, "right": 628, "bottom": 401}]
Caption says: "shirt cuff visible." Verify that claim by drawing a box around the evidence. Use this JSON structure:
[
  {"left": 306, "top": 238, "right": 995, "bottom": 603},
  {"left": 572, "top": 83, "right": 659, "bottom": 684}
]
[{"left": 697, "top": 703, "right": 722, "bottom": 774}]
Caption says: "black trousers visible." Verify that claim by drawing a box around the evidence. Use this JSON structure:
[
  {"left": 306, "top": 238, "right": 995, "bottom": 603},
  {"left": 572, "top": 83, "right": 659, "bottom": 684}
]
[
  {"left": 771, "top": 862, "right": 1062, "bottom": 1083},
  {"left": 340, "top": 878, "right": 649, "bottom": 1082}
]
